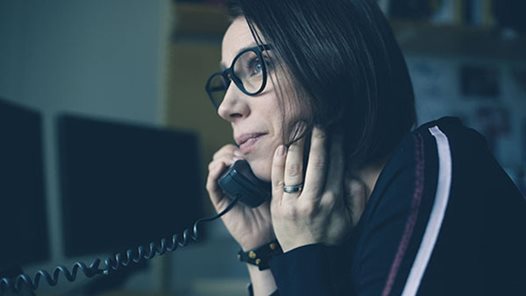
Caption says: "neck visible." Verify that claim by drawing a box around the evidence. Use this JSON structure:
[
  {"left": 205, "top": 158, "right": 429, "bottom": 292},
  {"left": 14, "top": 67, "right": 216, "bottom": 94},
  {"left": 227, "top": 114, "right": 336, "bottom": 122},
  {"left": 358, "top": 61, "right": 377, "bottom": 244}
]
[
  {"left": 352, "top": 158, "right": 386, "bottom": 200},
  {"left": 344, "top": 158, "right": 387, "bottom": 225}
]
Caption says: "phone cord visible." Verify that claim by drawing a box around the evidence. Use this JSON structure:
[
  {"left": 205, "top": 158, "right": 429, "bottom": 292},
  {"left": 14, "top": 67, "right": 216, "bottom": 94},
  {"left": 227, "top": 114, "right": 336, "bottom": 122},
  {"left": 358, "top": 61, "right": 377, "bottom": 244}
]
[{"left": 0, "top": 197, "right": 239, "bottom": 295}]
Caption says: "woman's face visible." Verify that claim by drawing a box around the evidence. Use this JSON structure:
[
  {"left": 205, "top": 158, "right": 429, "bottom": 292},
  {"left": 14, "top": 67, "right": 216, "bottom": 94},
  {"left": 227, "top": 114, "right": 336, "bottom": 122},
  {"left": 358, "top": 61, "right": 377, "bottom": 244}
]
[{"left": 218, "top": 17, "right": 292, "bottom": 181}]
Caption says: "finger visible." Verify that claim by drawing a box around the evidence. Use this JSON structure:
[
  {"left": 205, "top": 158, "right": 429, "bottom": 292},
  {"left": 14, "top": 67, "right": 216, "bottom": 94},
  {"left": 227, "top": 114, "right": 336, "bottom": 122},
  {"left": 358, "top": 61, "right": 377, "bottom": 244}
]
[
  {"left": 212, "top": 144, "right": 241, "bottom": 160},
  {"left": 324, "top": 132, "right": 345, "bottom": 198},
  {"left": 212, "top": 145, "right": 235, "bottom": 159},
  {"left": 271, "top": 145, "right": 287, "bottom": 207},
  {"left": 206, "top": 161, "right": 227, "bottom": 206},
  {"left": 206, "top": 157, "right": 237, "bottom": 210},
  {"left": 303, "top": 127, "right": 328, "bottom": 200},
  {"left": 348, "top": 178, "right": 367, "bottom": 225},
  {"left": 283, "top": 136, "right": 305, "bottom": 196}
]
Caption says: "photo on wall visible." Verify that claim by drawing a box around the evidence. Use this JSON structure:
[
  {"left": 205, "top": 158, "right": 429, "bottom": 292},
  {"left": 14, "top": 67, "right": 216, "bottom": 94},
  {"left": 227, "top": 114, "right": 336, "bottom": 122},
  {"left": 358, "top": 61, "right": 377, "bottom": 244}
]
[
  {"left": 473, "top": 106, "right": 510, "bottom": 155},
  {"left": 460, "top": 64, "right": 501, "bottom": 99}
]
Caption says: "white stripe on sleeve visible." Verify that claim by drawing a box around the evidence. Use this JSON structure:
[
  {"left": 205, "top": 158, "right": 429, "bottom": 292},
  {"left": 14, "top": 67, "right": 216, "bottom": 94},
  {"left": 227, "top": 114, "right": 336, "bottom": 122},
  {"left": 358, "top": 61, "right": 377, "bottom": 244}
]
[{"left": 401, "top": 126, "right": 453, "bottom": 296}]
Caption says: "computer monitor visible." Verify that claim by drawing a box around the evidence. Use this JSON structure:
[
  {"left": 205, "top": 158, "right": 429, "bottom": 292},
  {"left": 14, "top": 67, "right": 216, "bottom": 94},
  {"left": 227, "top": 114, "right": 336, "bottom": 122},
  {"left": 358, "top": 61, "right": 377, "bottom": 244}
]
[
  {"left": 57, "top": 114, "right": 204, "bottom": 258},
  {"left": 0, "top": 98, "right": 50, "bottom": 270}
]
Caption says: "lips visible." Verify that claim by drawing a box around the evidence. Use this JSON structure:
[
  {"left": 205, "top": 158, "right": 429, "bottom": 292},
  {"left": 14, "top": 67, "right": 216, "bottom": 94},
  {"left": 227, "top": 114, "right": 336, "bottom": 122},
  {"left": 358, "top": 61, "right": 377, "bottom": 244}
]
[{"left": 235, "top": 132, "right": 266, "bottom": 154}]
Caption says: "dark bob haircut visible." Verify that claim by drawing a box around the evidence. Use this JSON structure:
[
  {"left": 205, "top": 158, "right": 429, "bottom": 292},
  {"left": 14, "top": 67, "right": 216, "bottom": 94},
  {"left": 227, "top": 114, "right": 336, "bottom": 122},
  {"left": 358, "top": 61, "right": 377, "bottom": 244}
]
[{"left": 227, "top": 0, "right": 416, "bottom": 170}]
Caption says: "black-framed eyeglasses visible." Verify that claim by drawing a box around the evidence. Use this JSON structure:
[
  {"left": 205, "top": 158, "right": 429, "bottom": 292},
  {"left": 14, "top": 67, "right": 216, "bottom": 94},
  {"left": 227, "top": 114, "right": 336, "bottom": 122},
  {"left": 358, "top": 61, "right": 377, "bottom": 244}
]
[{"left": 205, "top": 44, "right": 272, "bottom": 109}]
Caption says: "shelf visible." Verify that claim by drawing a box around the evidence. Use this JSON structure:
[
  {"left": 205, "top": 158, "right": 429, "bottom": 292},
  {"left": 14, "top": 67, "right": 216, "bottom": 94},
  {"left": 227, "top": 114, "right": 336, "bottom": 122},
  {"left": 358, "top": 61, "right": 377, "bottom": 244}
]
[
  {"left": 392, "top": 21, "right": 526, "bottom": 60},
  {"left": 171, "top": 3, "right": 526, "bottom": 58}
]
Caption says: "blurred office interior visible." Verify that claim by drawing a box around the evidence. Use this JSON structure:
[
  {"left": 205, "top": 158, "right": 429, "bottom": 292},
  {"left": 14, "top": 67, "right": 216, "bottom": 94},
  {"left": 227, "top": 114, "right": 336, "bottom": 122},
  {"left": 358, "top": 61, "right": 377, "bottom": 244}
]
[{"left": 0, "top": 0, "right": 525, "bottom": 295}]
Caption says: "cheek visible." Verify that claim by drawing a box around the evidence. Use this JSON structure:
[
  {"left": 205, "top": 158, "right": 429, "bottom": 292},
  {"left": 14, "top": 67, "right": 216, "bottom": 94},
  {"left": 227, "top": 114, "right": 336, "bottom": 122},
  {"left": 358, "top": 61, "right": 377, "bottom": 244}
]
[
  {"left": 257, "top": 92, "right": 286, "bottom": 143},
  {"left": 271, "top": 85, "right": 308, "bottom": 141},
  {"left": 250, "top": 136, "right": 281, "bottom": 181},
  {"left": 250, "top": 156, "right": 273, "bottom": 181}
]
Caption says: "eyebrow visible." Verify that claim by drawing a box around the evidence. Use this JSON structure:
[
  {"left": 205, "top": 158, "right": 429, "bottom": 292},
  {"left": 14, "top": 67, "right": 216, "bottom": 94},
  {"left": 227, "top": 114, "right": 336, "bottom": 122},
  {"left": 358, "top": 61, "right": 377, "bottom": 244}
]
[{"left": 219, "top": 43, "right": 258, "bottom": 70}]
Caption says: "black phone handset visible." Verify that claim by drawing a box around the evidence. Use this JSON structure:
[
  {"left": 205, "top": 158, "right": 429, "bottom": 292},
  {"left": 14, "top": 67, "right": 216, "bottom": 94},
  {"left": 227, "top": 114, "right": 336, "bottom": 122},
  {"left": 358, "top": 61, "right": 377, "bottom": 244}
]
[{"left": 218, "top": 160, "right": 271, "bottom": 208}]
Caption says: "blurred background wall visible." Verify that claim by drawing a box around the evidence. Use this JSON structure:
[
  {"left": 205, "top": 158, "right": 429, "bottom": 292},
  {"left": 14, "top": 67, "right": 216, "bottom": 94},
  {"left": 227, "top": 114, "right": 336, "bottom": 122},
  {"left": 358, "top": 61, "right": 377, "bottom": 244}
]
[
  {"left": 0, "top": 0, "right": 525, "bottom": 296},
  {"left": 0, "top": 0, "right": 173, "bottom": 295}
]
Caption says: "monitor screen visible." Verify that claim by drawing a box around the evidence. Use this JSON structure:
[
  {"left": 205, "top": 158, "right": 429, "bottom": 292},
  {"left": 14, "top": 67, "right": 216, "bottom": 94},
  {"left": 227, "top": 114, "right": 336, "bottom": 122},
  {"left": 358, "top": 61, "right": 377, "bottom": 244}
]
[
  {"left": 57, "top": 114, "right": 204, "bottom": 258},
  {"left": 0, "top": 98, "right": 49, "bottom": 270}
]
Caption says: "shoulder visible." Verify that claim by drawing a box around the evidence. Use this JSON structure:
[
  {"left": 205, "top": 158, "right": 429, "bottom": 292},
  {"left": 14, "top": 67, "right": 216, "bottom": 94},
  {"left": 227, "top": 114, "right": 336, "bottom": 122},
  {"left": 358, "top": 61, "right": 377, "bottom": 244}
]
[
  {"left": 375, "top": 116, "right": 490, "bottom": 195},
  {"left": 361, "top": 117, "right": 469, "bottom": 217},
  {"left": 412, "top": 116, "right": 488, "bottom": 159},
  {"left": 364, "top": 116, "right": 523, "bottom": 234},
  {"left": 352, "top": 116, "right": 526, "bottom": 295}
]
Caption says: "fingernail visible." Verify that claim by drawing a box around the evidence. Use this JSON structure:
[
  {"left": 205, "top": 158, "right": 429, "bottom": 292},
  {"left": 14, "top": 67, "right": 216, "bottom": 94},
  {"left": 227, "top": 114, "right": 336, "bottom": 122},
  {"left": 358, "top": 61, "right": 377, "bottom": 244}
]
[{"left": 313, "top": 126, "right": 326, "bottom": 139}]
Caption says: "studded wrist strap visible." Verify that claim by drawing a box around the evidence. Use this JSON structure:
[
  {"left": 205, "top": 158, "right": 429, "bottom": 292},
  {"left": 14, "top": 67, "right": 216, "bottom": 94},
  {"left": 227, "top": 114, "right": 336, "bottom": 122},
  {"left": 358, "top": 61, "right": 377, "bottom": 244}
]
[{"left": 238, "top": 240, "right": 283, "bottom": 270}]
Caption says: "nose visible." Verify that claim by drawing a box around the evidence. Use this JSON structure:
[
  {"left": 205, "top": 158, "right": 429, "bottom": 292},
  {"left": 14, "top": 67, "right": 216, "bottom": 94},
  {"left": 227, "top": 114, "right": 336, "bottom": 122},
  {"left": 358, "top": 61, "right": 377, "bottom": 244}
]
[{"left": 217, "top": 83, "right": 250, "bottom": 122}]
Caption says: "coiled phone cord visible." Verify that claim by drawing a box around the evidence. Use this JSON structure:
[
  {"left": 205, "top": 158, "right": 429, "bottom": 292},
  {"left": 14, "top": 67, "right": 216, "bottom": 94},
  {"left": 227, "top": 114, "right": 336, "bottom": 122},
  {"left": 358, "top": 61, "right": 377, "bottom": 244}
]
[{"left": 0, "top": 197, "right": 240, "bottom": 295}]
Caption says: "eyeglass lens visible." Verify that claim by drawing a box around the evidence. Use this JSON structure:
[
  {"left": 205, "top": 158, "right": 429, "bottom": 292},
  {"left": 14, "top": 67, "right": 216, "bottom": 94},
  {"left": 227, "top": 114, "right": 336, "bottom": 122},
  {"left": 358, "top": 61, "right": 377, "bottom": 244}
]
[{"left": 207, "top": 48, "right": 265, "bottom": 108}]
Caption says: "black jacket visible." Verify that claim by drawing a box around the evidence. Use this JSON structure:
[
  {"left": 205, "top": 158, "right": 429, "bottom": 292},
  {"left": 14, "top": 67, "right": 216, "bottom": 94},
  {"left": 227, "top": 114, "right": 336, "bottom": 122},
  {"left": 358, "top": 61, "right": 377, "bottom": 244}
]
[{"left": 269, "top": 117, "right": 526, "bottom": 296}]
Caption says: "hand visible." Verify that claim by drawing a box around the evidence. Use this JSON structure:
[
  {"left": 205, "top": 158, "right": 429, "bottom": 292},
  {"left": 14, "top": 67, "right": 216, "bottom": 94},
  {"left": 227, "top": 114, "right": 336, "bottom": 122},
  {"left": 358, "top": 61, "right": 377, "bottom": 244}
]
[
  {"left": 206, "top": 144, "right": 275, "bottom": 250},
  {"left": 270, "top": 128, "right": 353, "bottom": 252}
]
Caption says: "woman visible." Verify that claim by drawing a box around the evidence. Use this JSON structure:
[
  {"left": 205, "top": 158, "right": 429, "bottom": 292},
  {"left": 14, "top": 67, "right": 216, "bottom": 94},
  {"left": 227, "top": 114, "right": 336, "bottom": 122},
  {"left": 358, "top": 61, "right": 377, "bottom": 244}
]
[{"left": 205, "top": 0, "right": 526, "bottom": 295}]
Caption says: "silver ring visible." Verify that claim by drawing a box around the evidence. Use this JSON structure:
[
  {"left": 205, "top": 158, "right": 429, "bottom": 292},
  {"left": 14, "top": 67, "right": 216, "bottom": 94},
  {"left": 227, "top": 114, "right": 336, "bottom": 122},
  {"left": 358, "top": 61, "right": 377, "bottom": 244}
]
[{"left": 283, "top": 183, "right": 303, "bottom": 193}]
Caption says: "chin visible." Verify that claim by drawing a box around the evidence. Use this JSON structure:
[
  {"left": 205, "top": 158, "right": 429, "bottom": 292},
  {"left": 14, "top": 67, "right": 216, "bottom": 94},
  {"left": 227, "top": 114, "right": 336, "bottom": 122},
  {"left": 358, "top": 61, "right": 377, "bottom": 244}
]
[{"left": 248, "top": 158, "right": 272, "bottom": 182}]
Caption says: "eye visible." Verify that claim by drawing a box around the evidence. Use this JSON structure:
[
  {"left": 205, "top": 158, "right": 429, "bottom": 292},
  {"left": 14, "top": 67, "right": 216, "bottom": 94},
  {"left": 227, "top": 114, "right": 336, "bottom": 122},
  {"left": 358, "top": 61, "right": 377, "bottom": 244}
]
[{"left": 248, "top": 57, "right": 263, "bottom": 77}]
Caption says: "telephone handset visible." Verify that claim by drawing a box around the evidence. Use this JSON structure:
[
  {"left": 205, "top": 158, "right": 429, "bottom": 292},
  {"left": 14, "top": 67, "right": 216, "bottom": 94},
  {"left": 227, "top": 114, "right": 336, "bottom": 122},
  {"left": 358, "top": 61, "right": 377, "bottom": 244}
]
[{"left": 218, "top": 159, "right": 271, "bottom": 208}]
